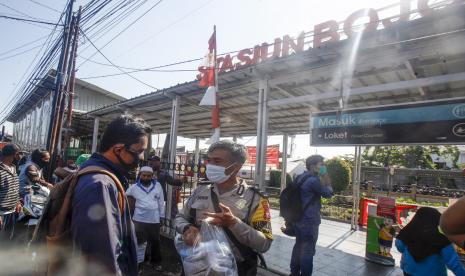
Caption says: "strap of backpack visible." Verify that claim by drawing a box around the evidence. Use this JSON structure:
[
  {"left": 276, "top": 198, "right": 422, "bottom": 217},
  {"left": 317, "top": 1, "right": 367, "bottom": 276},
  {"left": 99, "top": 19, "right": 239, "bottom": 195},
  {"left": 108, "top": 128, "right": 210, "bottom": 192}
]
[
  {"left": 210, "top": 187, "right": 258, "bottom": 262},
  {"left": 77, "top": 166, "right": 126, "bottom": 216}
]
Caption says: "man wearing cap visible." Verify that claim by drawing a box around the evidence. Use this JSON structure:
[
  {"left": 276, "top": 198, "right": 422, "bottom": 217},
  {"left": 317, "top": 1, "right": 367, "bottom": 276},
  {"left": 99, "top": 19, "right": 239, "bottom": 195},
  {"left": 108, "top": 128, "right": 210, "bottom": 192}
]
[
  {"left": 0, "top": 143, "right": 23, "bottom": 242},
  {"left": 127, "top": 166, "right": 165, "bottom": 272}
]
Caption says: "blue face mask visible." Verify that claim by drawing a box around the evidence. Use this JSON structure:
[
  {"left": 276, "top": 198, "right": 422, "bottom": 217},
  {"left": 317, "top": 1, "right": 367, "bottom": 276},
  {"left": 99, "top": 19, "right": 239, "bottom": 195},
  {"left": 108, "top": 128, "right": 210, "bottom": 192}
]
[{"left": 319, "top": 165, "right": 327, "bottom": 175}]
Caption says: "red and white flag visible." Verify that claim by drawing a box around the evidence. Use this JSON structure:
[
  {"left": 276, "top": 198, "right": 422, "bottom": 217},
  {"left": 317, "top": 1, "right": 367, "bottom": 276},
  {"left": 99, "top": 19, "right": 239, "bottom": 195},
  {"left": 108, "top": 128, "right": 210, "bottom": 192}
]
[{"left": 198, "top": 27, "right": 220, "bottom": 143}]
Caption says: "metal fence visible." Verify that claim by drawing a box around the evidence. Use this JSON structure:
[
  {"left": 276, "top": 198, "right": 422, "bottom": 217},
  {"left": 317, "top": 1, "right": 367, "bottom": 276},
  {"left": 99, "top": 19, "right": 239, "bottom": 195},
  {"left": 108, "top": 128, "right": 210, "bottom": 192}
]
[
  {"left": 362, "top": 181, "right": 465, "bottom": 198},
  {"left": 158, "top": 162, "right": 207, "bottom": 237}
]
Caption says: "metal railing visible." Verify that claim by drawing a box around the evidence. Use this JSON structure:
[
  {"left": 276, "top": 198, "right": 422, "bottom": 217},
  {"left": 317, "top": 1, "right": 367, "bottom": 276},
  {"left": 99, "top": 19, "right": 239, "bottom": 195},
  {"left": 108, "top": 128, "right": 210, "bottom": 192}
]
[
  {"left": 158, "top": 162, "right": 207, "bottom": 237},
  {"left": 362, "top": 182, "right": 465, "bottom": 198}
]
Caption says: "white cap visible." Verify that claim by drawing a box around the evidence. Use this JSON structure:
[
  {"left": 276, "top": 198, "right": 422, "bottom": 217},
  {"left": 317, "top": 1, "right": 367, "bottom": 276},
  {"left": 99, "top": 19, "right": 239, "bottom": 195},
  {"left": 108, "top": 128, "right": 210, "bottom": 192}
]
[{"left": 139, "top": 166, "right": 154, "bottom": 174}]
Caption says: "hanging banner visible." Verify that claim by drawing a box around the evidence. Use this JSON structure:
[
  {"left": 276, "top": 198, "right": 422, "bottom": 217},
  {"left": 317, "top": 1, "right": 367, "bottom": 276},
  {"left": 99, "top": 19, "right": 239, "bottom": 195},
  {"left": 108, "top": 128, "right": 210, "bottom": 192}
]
[
  {"left": 247, "top": 145, "right": 280, "bottom": 167},
  {"left": 311, "top": 99, "right": 465, "bottom": 146}
]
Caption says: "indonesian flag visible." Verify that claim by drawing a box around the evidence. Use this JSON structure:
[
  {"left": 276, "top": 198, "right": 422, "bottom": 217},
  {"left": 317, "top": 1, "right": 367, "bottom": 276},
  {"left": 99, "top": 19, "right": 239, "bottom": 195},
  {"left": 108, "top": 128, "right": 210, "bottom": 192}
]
[
  {"left": 198, "top": 31, "right": 216, "bottom": 105},
  {"left": 198, "top": 27, "right": 220, "bottom": 143}
]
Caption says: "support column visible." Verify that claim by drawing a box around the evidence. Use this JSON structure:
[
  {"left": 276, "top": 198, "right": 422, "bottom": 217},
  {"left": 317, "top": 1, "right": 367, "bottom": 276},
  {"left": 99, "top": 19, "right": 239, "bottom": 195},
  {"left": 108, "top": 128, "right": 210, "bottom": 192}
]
[
  {"left": 255, "top": 79, "right": 269, "bottom": 190},
  {"left": 356, "top": 146, "right": 362, "bottom": 229},
  {"left": 289, "top": 135, "right": 296, "bottom": 158},
  {"left": 145, "top": 133, "right": 153, "bottom": 161},
  {"left": 280, "top": 133, "right": 289, "bottom": 192},
  {"left": 351, "top": 146, "right": 362, "bottom": 231},
  {"left": 91, "top": 117, "right": 100, "bottom": 153},
  {"left": 233, "top": 135, "right": 238, "bottom": 142},
  {"left": 193, "top": 137, "right": 200, "bottom": 190},
  {"left": 165, "top": 96, "right": 180, "bottom": 235}
]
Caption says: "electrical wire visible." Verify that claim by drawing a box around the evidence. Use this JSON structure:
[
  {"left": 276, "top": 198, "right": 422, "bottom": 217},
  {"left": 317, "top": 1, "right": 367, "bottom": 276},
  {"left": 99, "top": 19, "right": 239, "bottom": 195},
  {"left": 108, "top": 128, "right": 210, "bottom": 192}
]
[
  {"left": 79, "top": 0, "right": 147, "bottom": 53},
  {"left": 80, "top": 28, "right": 159, "bottom": 91},
  {"left": 0, "top": 44, "right": 43, "bottom": 61},
  {"left": 119, "top": 0, "right": 215, "bottom": 58},
  {"left": 0, "top": 34, "right": 48, "bottom": 57},
  {"left": 77, "top": 0, "right": 164, "bottom": 69},
  {"left": 0, "top": 2, "right": 40, "bottom": 20},
  {"left": 0, "top": 15, "right": 64, "bottom": 26},
  {"left": 0, "top": 2, "right": 54, "bottom": 30},
  {"left": 76, "top": 1, "right": 147, "bottom": 61},
  {"left": 28, "top": 0, "right": 62, "bottom": 14},
  {"left": 0, "top": 1, "right": 69, "bottom": 120}
]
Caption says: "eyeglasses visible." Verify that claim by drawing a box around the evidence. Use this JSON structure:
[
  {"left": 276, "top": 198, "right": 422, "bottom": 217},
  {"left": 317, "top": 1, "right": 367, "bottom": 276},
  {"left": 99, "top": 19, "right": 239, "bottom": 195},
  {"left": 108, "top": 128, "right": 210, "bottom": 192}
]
[{"left": 124, "top": 145, "right": 145, "bottom": 158}]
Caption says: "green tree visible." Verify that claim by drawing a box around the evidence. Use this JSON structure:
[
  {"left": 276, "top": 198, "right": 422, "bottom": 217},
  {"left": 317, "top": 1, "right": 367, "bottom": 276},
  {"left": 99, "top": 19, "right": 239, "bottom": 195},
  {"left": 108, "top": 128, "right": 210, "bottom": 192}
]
[
  {"left": 326, "top": 157, "right": 352, "bottom": 194},
  {"left": 362, "top": 146, "right": 403, "bottom": 167},
  {"left": 362, "top": 145, "right": 460, "bottom": 169}
]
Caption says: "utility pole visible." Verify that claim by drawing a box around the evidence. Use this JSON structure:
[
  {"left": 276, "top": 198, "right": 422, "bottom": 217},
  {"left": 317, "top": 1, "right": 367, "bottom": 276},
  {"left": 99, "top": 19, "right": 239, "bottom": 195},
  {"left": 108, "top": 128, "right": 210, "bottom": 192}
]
[
  {"left": 62, "top": 6, "right": 82, "bottom": 164},
  {"left": 46, "top": 0, "right": 74, "bottom": 179}
]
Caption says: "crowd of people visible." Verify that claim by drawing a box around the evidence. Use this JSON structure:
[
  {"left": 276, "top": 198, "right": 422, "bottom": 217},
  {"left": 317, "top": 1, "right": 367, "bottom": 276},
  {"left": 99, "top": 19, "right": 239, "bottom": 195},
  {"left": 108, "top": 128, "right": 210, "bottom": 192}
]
[{"left": 2, "top": 113, "right": 465, "bottom": 276}]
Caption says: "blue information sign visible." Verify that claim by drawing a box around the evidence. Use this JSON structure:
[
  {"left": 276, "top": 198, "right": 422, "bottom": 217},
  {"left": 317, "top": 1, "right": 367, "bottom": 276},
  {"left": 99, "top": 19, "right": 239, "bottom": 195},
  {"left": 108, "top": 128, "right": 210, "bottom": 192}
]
[{"left": 310, "top": 99, "right": 465, "bottom": 146}]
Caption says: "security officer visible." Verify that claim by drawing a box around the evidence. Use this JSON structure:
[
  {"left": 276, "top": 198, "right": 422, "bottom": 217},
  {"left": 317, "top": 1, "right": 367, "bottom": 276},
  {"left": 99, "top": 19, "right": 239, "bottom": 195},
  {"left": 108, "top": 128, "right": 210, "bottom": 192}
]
[{"left": 174, "top": 140, "right": 273, "bottom": 276}]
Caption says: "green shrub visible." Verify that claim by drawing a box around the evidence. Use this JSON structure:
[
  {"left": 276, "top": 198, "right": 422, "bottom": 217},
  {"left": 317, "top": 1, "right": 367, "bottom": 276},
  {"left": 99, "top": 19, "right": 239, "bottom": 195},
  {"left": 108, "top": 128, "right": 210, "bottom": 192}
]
[
  {"left": 269, "top": 170, "right": 292, "bottom": 188},
  {"left": 326, "top": 158, "right": 352, "bottom": 194}
]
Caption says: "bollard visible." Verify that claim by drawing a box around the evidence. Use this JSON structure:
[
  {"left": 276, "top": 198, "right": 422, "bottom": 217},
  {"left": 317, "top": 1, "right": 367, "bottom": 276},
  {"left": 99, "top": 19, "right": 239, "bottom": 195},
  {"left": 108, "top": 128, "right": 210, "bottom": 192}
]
[
  {"left": 367, "top": 182, "right": 373, "bottom": 197},
  {"left": 411, "top": 184, "right": 417, "bottom": 201}
]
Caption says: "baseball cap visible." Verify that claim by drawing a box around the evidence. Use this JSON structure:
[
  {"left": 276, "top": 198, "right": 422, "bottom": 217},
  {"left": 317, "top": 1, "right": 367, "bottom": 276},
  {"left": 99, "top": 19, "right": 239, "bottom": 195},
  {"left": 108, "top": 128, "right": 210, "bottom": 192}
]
[{"left": 148, "top": 155, "right": 160, "bottom": 161}]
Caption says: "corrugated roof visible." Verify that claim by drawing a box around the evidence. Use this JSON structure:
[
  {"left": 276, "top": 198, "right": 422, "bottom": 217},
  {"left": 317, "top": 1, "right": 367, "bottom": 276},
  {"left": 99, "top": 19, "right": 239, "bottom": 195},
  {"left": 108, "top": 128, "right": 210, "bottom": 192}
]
[{"left": 5, "top": 69, "right": 127, "bottom": 123}]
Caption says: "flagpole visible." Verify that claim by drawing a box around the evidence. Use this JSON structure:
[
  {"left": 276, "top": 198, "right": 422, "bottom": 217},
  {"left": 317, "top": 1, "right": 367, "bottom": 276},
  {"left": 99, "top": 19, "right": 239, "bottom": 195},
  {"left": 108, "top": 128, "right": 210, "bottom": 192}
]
[{"left": 214, "top": 25, "right": 220, "bottom": 140}]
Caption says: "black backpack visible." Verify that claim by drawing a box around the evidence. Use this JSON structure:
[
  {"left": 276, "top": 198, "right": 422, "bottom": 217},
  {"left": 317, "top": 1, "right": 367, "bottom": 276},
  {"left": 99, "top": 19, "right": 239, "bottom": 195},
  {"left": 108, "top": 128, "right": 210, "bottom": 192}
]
[{"left": 279, "top": 174, "right": 312, "bottom": 224}]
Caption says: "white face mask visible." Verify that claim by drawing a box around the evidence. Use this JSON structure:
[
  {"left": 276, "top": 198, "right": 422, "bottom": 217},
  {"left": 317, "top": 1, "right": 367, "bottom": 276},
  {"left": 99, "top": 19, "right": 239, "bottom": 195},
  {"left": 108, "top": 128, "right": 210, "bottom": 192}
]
[{"left": 206, "top": 163, "right": 236, "bottom": 184}]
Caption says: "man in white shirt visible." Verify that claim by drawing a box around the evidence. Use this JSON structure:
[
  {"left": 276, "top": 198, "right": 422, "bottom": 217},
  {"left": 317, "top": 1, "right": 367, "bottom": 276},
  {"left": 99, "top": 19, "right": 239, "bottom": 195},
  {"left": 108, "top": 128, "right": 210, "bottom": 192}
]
[{"left": 127, "top": 166, "right": 165, "bottom": 272}]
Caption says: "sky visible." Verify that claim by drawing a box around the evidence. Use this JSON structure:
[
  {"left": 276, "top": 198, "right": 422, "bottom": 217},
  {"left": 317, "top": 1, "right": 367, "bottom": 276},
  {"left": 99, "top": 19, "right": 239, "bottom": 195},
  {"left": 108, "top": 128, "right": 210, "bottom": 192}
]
[{"left": 0, "top": 0, "right": 401, "bottom": 159}]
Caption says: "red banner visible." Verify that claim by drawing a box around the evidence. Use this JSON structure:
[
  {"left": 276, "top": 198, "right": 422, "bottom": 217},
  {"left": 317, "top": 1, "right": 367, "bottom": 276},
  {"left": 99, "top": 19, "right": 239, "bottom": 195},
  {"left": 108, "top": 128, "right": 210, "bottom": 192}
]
[
  {"left": 376, "top": 196, "right": 396, "bottom": 218},
  {"left": 246, "top": 145, "right": 280, "bottom": 167}
]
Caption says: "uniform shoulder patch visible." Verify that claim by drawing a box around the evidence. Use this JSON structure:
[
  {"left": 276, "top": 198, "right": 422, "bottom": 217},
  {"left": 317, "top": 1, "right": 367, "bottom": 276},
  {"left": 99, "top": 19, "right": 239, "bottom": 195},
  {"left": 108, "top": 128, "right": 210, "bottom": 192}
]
[{"left": 250, "top": 196, "right": 273, "bottom": 240}]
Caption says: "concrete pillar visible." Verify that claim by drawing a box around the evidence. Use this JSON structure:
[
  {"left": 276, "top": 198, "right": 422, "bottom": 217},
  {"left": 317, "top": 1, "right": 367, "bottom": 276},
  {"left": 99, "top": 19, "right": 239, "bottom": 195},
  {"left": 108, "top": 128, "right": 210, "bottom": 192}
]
[
  {"left": 289, "top": 135, "right": 296, "bottom": 158},
  {"left": 91, "top": 117, "right": 100, "bottom": 153},
  {"left": 255, "top": 78, "right": 269, "bottom": 190},
  {"left": 165, "top": 96, "right": 180, "bottom": 235},
  {"left": 351, "top": 146, "right": 362, "bottom": 231},
  {"left": 280, "top": 133, "right": 289, "bottom": 192},
  {"left": 193, "top": 137, "right": 200, "bottom": 190}
]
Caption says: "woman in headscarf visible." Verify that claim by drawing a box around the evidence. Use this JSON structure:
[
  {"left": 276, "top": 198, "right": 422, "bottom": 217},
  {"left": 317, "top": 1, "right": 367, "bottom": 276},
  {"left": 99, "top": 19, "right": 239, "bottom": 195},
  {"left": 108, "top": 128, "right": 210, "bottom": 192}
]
[{"left": 395, "top": 207, "right": 465, "bottom": 276}]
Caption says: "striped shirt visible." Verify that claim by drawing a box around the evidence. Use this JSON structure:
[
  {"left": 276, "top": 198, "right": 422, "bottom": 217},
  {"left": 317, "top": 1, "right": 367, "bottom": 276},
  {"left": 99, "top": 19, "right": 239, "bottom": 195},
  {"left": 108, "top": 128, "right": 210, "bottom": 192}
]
[{"left": 0, "top": 162, "right": 19, "bottom": 213}]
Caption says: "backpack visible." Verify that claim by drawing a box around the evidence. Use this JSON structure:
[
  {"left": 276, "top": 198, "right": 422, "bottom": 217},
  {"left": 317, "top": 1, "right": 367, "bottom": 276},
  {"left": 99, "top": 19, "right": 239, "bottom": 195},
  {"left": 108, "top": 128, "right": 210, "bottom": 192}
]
[
  {"left": 29, "top": 166, "right": 126, "bottom": 275},
  {"left": 279, "top": 174, "right": 312, "bottom": 224}
]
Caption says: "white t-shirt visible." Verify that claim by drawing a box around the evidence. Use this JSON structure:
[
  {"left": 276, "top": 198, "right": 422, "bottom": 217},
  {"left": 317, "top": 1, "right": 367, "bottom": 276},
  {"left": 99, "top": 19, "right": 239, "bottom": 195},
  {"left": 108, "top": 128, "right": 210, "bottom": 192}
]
[{"left": 126, "top": 180, "right": 165, "bottom": 224}]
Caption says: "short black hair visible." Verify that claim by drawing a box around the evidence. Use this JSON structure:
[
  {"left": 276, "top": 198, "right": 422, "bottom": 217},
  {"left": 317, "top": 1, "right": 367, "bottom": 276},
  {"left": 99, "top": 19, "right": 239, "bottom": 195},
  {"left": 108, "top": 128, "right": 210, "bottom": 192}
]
[
  {"left": 207, "top": 140, "right": 248, "bottom": 164},
  {"left": 306, "top": 155, "right": 324, "bottom": 170},
  {"left": 99, "top": 114, "right": 150, "bottom": 152},
  {"left": 31, "top": 149, "right": 49, "bottom": 164},
  {"left": 2, "top": 143, "right": 20, "bottom": 157}
]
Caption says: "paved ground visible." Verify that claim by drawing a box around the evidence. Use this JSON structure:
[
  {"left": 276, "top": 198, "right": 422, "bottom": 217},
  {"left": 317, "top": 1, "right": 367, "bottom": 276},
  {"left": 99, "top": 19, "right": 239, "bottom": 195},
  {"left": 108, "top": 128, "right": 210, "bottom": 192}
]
[
  {"left": 134, "top": 208, "right": 461, "bottom": 276},
  {"left": 264, "top": 209, "right": 404, "bottom": 276}
]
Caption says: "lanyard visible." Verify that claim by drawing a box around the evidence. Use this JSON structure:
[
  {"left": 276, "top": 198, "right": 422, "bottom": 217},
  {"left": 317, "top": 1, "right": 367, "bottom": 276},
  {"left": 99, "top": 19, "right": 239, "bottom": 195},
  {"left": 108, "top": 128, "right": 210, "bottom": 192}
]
[{"left": 136, "top": 181, "right": 155, "bottom": 195}]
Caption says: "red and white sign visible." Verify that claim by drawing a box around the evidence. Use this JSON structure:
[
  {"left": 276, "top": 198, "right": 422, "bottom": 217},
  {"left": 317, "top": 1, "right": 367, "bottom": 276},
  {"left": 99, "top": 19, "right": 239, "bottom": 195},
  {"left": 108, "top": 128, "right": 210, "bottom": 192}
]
[
  {"left": 197, "top": 0, "right": 459, "bottom": 76},
  {"left": 376, "top": 196, "right": 396, "bottom": 218},
  {"left": 247, "top": 145, "right": 280, "bottom": 167}
]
